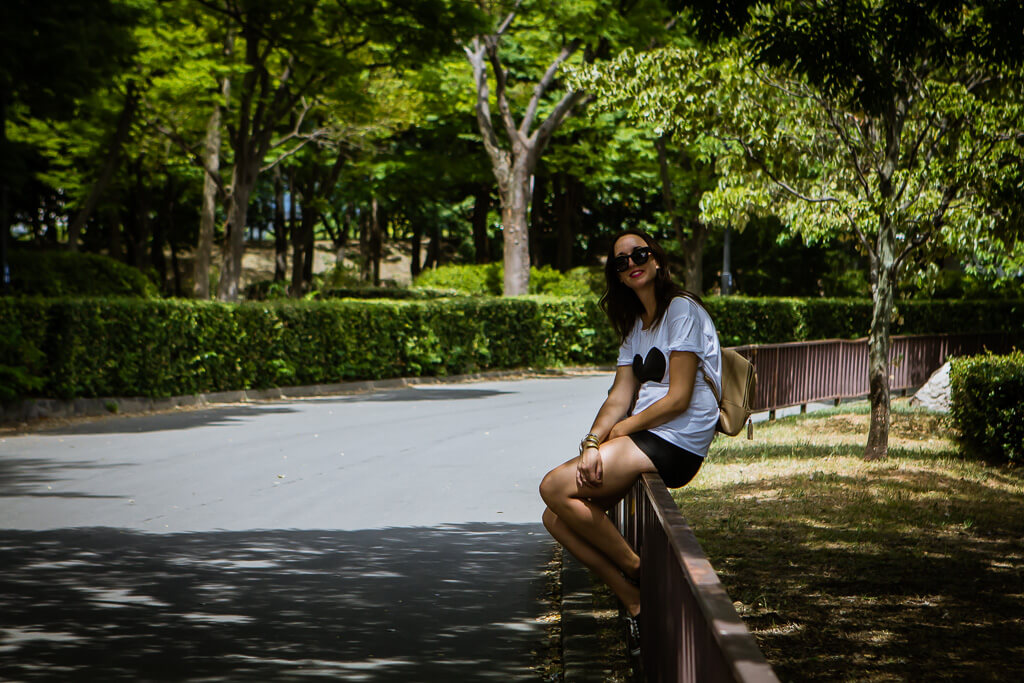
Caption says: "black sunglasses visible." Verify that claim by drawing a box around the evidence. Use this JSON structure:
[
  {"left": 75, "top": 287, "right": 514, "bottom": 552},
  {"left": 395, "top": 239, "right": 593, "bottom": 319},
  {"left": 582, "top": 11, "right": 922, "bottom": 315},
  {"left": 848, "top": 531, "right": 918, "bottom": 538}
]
[{"left": 613, "top": 246, "right": 653, "bottom": 273}]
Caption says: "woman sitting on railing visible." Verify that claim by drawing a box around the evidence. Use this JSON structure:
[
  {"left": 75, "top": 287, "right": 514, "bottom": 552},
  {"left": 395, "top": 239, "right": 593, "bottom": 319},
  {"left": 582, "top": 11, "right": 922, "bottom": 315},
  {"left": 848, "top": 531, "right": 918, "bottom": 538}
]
[{"left": 539, "top": 228, "right": 722, "bottom": 657}]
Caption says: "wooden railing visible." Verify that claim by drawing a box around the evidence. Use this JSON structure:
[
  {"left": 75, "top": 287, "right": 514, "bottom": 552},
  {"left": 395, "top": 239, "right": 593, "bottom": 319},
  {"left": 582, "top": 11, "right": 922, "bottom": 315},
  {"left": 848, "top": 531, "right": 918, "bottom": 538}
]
[
  {"left": 733, "top": 332, "right": 1012, "bottom": 414},
  {"left": 615, "top": 474, "right": 779, "bottom": 683}
]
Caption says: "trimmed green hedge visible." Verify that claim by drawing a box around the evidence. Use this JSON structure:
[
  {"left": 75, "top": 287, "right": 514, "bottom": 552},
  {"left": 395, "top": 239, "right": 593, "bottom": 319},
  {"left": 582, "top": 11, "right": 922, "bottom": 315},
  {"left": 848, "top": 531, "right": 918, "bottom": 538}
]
[
  {"left": 950, "top": 351, "right": 1024, "bottom": 465},
  {"left": 0, "top": 296, "right": 612, "bottom": 400},
  {"left": 1, "top": 296, "right": 1021, "bottom": 401}
]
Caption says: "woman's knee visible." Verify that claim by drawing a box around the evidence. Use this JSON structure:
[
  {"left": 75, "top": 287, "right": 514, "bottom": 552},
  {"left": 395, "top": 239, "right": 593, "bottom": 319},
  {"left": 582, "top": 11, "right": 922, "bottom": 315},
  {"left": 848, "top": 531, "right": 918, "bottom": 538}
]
[
  {"left": 542, "top": 506, "right": 558, "bottom": 531},
  {"left": 539, "top": 469, "right": 561, "bottom": 508}
]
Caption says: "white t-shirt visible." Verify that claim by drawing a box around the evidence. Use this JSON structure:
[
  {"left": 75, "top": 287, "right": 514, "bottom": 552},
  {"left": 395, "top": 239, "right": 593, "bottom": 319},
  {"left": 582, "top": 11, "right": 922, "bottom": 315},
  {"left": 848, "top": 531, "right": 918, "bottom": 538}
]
[{"left": 616, "top": 296, "right": 722, "bottom": 456}]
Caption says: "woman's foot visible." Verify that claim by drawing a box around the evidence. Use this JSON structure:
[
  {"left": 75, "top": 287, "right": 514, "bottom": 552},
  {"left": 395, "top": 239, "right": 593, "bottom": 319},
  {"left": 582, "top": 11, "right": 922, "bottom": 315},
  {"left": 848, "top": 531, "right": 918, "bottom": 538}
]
[{"left": 624, "top": 611, "right": 641, "bottom": 658}]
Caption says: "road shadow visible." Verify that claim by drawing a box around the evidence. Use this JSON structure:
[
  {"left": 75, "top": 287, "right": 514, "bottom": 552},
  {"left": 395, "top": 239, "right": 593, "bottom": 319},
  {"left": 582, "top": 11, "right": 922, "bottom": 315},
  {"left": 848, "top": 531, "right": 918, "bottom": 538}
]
[
  {"left": 25, "top": 405, "right": 300, "bottom": 436},
  {"left": 309, "top": 386, "right": 514, "bottom": 404},
  {"left": 0, "top": 457, "right": 136, "bottom": 499},
  {"left": 0, "top": 523, "right": 554, "bottom": 682},
  {"left": 22, "top": 387, "right": 513, "bottom": 437}
]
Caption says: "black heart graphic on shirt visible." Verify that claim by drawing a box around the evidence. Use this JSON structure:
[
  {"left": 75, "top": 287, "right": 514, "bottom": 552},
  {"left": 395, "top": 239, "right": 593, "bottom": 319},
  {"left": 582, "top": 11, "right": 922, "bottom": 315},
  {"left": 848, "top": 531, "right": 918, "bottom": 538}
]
[{"left": 632, "top": 348, "right": 666, "bottom": 384}]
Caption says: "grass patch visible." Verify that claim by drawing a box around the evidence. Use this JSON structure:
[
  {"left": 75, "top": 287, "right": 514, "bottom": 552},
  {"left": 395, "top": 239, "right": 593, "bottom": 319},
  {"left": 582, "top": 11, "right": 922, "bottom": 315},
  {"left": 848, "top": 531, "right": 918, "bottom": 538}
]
[{"left": 677, "top": 400, "right": 1024, "bottom": 682}]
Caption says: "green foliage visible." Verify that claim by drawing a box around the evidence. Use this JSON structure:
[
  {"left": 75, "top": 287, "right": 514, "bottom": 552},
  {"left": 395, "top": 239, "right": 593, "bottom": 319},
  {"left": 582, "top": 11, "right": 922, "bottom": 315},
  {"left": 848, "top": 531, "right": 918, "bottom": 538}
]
[
  {"left": 317, "top": 287, "right": 458, "bottom": 300},
  {"left": 7, "top": 251, "right": 157, "bottom": 297},
  {"left": 950, "top": 351, "right": 1024, "bottom": 465},
  {"left": 413, "top": 263, "right": 603, "bottom": 296},
  {"left": 0, "top": 296, "right": 618, "bottom": 400},
  {"left": 414, "top": 263, "right": 503, "bottom": 295},
  {"left": 3, "top": 296, "right": 1021, "bottom": 402}
]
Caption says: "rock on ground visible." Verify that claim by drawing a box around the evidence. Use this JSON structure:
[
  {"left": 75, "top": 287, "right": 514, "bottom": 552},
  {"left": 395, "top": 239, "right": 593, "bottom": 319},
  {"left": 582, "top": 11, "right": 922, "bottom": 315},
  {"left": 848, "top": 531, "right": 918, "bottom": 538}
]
[{"left": 910, "top": 361, "right": 951, "bottom": 413}]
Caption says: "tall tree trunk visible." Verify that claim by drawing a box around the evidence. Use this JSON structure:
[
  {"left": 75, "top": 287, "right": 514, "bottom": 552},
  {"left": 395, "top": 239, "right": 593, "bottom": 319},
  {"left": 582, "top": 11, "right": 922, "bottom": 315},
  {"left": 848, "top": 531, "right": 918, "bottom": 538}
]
[
  {"left": 472, "top": 185, "right": 490, "bottom": 264},
  {"left": 217, "top": 162, "right": 254, "bottom": 301},
  {"left": 151, "top": 184, "right": 169, "bottom": 293},
  {"left": 423, "top": 221, "right": 441, "bottom": 271},
  {"left": 193, "top": 73, "right": 227, "bottom": 299},
  {"left": 0, "top": 94, "right": 10, "bottom": 292},
  {"left": 0, "top": 183, "right": 7, "bottom": 294},
  {"left": 321, "top": 212, "right": 347, "bottom": 269},
  {"left": 302, "top": 204, "right": 316, "bottom": 288},
  {"left": 654, "top": 134, "right": 706, "bottom": 293},
  {"left": 30, "top": 203, "right": 43, "bottom": 244},
  {"left": 499, "top": 163, "right": 531, "bottom": 296},
  {"left": 465, "top": 33, "right": 586, "bottom": 296},
  {"left": 369, "top": 197, "right": 382, "bottom": 286},
  {"left": 410, "top": 219, "right": 422, "bottom": 279},
  {"left": 682, "top": 220, "right": 708, "bottom": 294},
  {"left": 358, "top": 202, "right": 371, "bottom": 282},
  {"left": 273, "top": 166, "right": 287, "bottom": 282},
  {"left": 529, "top": 172, "right": 546, "bottom": 267},
  {"left": 67, "top": 82, "right": 138, "bottom": 252},
  {"left": 127, "top": 162, "right": 151, "bottom": 270},
  {"left": 865, "top": 222, "right": 897, "bottom": 460},
  {"left": 170, "top": 240, "right": 183, "bottom": 297},
  {"left": 290, "top": 193, "right": 311, "bottom": 297},
  {"left": 554, "top": 173, "right": 579, "bottom": 272},
  {"left": 44, "top": 195, "right": 59, "bottom": 246}
]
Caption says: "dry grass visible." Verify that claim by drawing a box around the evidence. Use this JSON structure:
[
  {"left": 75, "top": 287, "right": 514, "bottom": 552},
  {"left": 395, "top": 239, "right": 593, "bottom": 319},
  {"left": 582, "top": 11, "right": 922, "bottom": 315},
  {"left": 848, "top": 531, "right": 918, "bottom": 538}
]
[{"left": 676, "top": 400, "right": 1024, "bottom": 682}]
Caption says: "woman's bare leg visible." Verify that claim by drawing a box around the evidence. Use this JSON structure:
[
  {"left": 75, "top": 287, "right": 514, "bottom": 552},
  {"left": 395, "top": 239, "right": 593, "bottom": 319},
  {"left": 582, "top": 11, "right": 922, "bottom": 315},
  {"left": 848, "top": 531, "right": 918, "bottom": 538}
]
[
  {"left": 539, "top": 436, "right": 656, "bottom": 615},
  {"left": 543, "top": 507, "right": 641, "bottom": 615}
]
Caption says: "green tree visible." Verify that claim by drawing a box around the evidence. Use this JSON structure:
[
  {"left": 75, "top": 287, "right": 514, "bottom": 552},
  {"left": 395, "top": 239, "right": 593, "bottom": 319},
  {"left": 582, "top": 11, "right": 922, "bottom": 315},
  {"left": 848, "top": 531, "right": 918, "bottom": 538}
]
[
  {"left": 464, "top": 0, "right": 674, "bottom": 296},
  {"left": 1, "top": 0, "right": 140, "bottom": 282},
  {"left": 582, "top": 2, "right": 1024, "bottom": 459}
]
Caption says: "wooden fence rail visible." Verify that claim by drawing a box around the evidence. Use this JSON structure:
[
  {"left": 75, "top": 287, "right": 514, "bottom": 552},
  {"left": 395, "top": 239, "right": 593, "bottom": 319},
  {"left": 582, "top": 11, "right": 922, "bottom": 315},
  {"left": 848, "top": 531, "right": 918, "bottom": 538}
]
[
  {"left": 616, "top": 475, "right": 780, "bottom": 683},
  {"left": 733, "top": 332, "right": 1012, "bottom": 414}
]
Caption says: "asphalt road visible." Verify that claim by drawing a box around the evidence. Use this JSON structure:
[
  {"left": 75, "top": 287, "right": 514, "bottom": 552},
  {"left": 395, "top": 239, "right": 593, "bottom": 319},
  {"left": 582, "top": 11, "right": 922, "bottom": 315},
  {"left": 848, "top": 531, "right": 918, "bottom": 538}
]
[{"left": 0, "top": 373, "right": 615, "bottom": 682}]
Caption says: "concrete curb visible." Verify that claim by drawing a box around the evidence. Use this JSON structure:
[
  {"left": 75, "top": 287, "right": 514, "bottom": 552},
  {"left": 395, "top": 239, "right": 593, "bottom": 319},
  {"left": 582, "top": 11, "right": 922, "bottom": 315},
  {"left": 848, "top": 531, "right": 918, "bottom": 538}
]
[{"left": 1, "top": 366, "right": 614, "bottom": 427}]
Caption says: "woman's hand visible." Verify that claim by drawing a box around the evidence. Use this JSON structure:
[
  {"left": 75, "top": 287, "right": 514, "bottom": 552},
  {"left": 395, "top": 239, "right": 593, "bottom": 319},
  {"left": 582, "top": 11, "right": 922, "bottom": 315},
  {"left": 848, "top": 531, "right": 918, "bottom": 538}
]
[{"left": 576, "top": 446, "right": 603, "bottom": 488}]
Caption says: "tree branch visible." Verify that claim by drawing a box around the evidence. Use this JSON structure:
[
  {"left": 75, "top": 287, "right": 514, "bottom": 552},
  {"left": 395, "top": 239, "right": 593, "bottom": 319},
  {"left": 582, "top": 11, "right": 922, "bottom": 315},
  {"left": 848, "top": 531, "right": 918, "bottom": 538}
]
[
  {"left": 484, "top": 35, "right": 521, "bottom": 144},
  {"left": 495, "top": 1, "right": 523, "bottom": 35},
  {"left": 822, "top": 103, "right": 872, "bottom": 198},
  {"left": 151, "top": 119, "right": 227, "bottom": 196},
  {"left": 731, "top": 137, "right": 840, "bottom": 204},
  {"left": 520, "top": 38, "right": 580, "bottom": 136},
  {"left": 530, "top": 90, "right": 589, "bottom": 165},
  {"left": 464, "top": 37, "right": 509, "bottom": 175},
  {"left": 260, "top": 135, "right": 324, "bottom": 172}
]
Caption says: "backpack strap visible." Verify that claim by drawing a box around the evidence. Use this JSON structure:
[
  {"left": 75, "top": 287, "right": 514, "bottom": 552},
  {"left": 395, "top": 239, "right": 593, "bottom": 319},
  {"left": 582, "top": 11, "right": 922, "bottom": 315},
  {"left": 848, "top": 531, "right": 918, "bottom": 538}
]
[{"left": 677, "top": 292, "right": 722, "bottom": 405}]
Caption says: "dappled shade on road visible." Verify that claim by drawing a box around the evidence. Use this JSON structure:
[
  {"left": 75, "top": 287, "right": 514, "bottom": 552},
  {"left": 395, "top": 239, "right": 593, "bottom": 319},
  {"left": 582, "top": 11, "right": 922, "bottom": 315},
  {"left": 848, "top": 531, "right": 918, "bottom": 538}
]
[{"left": 0, "top": 523, "right": 552, "bottom": 682}]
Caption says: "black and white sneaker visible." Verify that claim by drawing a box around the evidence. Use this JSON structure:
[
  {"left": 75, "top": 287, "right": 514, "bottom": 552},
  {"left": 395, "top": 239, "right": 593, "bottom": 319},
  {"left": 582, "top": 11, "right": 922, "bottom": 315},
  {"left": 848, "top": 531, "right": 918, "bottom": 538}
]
[{"left": 624, "top": 612, "right": 641, "bottom": 658}]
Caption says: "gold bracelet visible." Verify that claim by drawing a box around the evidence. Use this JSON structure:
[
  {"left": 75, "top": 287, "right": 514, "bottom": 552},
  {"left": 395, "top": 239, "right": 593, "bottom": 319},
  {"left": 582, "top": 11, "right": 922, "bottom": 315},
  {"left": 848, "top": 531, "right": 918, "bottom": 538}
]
[{"left": 579, "top": 433, "right": 600, "bottom": 454}]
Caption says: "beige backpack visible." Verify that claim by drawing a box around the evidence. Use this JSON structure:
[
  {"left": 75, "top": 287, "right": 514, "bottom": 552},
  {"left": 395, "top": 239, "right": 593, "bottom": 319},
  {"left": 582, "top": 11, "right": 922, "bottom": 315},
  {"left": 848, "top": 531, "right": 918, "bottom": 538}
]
[{"left": 679, "top": 292, "right": 757, "bottom": 438}]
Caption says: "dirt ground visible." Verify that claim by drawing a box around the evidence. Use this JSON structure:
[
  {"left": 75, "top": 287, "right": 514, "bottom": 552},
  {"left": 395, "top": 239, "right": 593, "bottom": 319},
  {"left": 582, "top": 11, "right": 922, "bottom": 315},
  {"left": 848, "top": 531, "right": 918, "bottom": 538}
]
[
  {"left": 172, "top": 240, "right": 427, "bottom": 292},
  {"left": 240, "top": 240, "right": 421, "bottom": 288}
]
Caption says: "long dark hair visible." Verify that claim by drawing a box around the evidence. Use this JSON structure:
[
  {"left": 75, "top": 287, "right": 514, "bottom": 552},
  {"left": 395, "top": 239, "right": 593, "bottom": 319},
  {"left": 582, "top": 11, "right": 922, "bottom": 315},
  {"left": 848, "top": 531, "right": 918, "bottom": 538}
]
[{"left": 599, "top": 229, "right": 700, "bottom": 344}]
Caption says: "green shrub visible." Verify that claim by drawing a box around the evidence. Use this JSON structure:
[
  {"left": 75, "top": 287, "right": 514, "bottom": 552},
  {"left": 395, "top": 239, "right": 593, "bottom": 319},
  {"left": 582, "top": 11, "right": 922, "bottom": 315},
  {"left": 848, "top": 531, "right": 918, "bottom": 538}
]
[
  {"left": 244, "top": 279, "right": 458, "bottom": 301},
  {"left": 414, "top": 263, "right": 503, "bottom": 295},
  {"left": 541, "top": 266, "right": 604, "bottom": 297},
  {"left": 412, "top": 263, "right": 603, "bottom": 297},
  {"left": 0, "top": 296, "right": 619, "bottom": 400},
  {"left": 7, "top": 250, "right": 157, "bottom": 298},
  {"left": 243, "top": 279, "right": 292, "bottom": 301},
  {"left": 949, "top": 351, "right": 1024, "bottom": 465},
  {"left": 317, "top": 287, "right": 458, "bottom": 300},
  {"left": 2, "top": 296, "right": 1021, "bottom": 402}
]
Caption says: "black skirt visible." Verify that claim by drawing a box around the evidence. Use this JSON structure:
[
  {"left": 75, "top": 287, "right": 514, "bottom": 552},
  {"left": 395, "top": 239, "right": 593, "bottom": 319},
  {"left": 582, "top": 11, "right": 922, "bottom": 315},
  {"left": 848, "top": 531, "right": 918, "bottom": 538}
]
[{"left": 628, "top": 430, "right": 704, "bottom": 488}]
